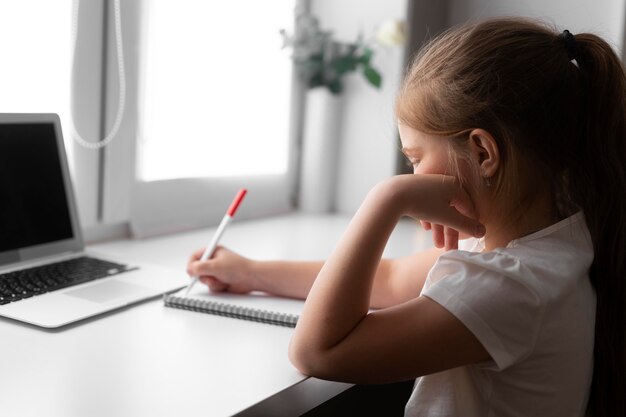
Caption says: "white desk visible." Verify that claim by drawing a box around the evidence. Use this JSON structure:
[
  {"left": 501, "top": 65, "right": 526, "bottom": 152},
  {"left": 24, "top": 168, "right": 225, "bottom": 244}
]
[{"left": 0, "top": 214, "right": 429, "bottom": 417}]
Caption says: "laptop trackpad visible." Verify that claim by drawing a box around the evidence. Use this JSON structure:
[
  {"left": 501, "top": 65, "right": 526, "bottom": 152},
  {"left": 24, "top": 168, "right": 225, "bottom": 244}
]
[{"left": 64, "top": 280, "right": 150, "bottom": 304}]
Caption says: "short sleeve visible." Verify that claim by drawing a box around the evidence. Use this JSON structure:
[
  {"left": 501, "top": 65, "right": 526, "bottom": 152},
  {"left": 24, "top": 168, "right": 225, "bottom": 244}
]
[{"left": 422, "top": 250, "right": 545, "bottom": 371}]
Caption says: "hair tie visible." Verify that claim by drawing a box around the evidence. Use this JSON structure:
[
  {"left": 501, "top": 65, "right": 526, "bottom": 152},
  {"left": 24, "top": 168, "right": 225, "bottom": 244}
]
[{"left": 559, "top": 29, "right": 579, "bottom": 62}]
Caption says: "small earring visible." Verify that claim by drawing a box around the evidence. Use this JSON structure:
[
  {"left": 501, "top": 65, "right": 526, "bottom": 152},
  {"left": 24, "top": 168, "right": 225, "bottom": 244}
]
[{"left": 484, "top": 176, "right": 492, "bottom": 187}]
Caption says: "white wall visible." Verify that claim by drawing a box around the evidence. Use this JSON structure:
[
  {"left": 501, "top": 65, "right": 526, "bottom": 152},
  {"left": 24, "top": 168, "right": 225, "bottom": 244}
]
[
  {"left": 448, "top": 0, "right": 625, "bottom": 52},
  {"left": 311, "top": 0, "right": 409, "bottom": 214}
]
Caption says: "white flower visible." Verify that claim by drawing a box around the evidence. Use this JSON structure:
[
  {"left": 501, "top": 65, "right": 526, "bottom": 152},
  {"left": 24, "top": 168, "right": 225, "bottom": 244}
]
[{"left": 375, "top": 19, "right": 406, "bottom": 47}]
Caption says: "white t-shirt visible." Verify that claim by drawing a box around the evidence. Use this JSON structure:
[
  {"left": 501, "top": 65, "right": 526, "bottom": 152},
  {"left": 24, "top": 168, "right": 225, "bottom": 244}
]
[{"left": 405, "top": 212, "right": 596, "bottom": 417}]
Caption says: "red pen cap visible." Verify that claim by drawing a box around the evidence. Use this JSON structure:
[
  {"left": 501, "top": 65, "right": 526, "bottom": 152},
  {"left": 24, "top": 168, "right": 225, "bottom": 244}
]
[{"left": 227, "top": 189, "right": 248, "bottom": 217}]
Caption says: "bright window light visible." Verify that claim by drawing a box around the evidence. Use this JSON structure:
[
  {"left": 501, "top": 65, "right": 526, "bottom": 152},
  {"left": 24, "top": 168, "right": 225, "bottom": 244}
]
[
  {"left": 0, "top": 1, "right": 73, "bottom": 167},
  {"left": 138, "top": 0, "right": 295, "bottom": 181}
]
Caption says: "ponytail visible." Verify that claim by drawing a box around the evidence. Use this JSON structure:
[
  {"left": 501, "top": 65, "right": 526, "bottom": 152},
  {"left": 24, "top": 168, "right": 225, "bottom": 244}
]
[{"left": 571, "top": 34, "right": 626, "bottom": 417}]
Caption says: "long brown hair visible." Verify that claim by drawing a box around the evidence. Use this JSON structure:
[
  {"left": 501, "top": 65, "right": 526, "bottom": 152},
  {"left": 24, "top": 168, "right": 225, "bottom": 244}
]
[{"left": 396, "top": 18, "right": 626, "bottom": 416}]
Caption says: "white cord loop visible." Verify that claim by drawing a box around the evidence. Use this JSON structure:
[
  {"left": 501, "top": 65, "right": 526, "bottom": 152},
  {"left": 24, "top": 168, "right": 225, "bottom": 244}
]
[{"left": 70, "top": 0, "right": 126, "bottom": 150}]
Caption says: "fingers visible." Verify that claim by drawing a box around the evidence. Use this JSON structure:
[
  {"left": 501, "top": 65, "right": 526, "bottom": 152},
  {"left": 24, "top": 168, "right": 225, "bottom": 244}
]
[
  {"left": 187, "top": 258, "right": 220, "bottom": 278},
  {"left": 419, "top": 182, "right": 483, "bottom": 250},
  {"left": 431, "top": 225, "right": 460, "bottom": 250},
  {"left": 440, "top": 205, "right": 486, "bottom": 239},
  {"left": 426, "top": 187, "right": 484, "bottom": 240},
  {"left": 188, "top": 245, "right": 225, "bottom": 263},
  {"left": 186, "top": 246, "right": 246, "bottom": 294},
  {"left": 432, "top": 224, "right": 444, "bottom": 248},
  {"left": 446, "top": 188, "right": 485, "bottom": 238},
  {"left": 187, "top": 246, "right": 225, "bottom": 276},
  {"left": 188, "top": 247, "right": 207, "bottom": 264},
  {"left": 200, "top": 276, "right": 229, "bottom": 293},
  {"left": 186, "top": 259, "right": 202, "bottom": 277},
  {"left": 444, "top": 227, "right": 459, "bottom": 251},
  {"left": 187, "top": 248, "right": 208, "bottom": 276}
]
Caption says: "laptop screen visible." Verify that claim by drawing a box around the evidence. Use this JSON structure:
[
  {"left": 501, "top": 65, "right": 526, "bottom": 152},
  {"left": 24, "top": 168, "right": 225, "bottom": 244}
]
[{"left": 0, "top": 122, "right": 74, "bottom": 252}]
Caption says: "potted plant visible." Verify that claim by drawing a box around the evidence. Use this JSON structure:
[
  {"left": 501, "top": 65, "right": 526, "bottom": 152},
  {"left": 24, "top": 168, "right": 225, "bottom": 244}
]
[
  {"left": 281, "top": 12, "right": 406, "bottom": 212},
  {"left": 281, "top": 13, "right": 405, "bottom": 94}
]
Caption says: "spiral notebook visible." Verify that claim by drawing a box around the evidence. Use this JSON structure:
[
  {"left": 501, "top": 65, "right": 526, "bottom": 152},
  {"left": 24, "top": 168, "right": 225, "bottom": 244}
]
[{"left": 163, "top": 288, "right": 303, "bottom": 327}]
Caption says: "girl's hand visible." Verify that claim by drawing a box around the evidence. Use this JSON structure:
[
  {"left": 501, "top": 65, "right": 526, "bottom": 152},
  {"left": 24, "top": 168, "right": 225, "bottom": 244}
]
[
  {"left": 186, "top": 246, "right": 256, "bottom": 294},
  {"left": 378, "top": 174, "right": 484, "bottom": 245},
  {"left": 420, "top": 220, "right": 473, "bottom": 251},
  {"left": 420, "top": 220, "right": 454, "bottom": 251}
]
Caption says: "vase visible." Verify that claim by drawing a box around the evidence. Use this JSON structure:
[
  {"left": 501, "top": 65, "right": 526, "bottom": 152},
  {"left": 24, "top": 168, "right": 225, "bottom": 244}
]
[{"left": 299, "top": 88, "right": 344, "bottom": 213}]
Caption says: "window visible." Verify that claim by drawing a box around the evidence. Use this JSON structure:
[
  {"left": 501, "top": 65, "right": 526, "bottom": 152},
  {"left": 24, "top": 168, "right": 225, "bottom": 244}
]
[
  {"left": 138, "top": 0, "right": 293, "bottom": 180},
  {"left": 116, "top": 0, "right": 299, "bottom": 237},
  {"left": 0, "top": 1, "right": 302, "bottom": 239},
  {"left": 0, "top": 1, "right": 72, "bottom": 160}
]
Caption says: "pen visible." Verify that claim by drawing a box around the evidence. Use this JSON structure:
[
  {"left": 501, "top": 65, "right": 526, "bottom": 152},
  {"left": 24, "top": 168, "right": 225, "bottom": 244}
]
[{"left": 185, "top": 188, "right": 248, "bottom": 296}]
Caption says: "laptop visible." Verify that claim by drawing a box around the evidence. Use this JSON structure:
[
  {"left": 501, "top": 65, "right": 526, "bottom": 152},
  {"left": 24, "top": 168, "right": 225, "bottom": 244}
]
[{"left": 0, "top": 113, "right": 185, "bottom": 328}]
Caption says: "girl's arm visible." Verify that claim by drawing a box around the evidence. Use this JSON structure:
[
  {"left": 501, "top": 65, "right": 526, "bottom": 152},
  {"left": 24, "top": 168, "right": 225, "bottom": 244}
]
[
  {"left": 187, "top": 246, "right": 444, "bottom": 309},
  {"left": 288, "top": 174, "right": 490, "bottom": 384}
]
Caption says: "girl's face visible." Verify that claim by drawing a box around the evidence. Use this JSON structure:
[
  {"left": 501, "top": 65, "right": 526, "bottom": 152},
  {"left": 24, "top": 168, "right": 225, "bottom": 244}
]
[
  {"left": 398, "top": 124, "right": 487, "bottom": 241},
  {"left": 398, "top": 125, "right": 454, "bottom": 176}
]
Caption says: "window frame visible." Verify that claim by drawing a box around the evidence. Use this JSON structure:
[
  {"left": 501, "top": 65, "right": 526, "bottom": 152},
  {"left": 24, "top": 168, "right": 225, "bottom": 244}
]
[
  {"left": 97, "top": 0, "right": 305, "bottom": 238},
  {"left": 72, "top": 0, "right": 109, "bottom": 232}
]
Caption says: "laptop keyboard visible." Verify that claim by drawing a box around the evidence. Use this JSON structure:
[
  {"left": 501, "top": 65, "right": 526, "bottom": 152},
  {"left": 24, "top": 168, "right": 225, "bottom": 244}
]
[{"left": 0, "top": 256, "right": 136, "bottom": 305}]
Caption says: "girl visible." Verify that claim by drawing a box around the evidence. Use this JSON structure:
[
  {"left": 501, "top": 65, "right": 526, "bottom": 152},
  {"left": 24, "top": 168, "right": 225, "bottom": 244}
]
[{"left": 187, "top": 18, "right": 626, "bottom": 416}]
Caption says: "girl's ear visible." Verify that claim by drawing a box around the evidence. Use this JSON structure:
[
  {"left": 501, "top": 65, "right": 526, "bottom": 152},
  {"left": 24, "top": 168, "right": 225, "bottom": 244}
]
[{"left": 468, "top": 129, "right": 500, "bottom": 178}]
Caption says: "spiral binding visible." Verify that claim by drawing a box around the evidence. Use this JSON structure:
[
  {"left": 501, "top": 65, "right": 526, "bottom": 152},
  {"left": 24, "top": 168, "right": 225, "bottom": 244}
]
[{"left": 164, "top": 294, "right": 298, "bottom": 328}]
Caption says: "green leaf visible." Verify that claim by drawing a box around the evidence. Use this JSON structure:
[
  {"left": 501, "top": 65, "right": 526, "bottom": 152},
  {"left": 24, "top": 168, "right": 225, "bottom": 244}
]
[
  {"left": 328, "top": 79, "right": 343, "bottom": 94},
  {"left": 358, "top": 47, "right": 373, "bottom": 65},
  {"left": 333, "top": 55, "right": 358, "bottom": 75},
  {"left": 362, "top": 65, "right": 382, "bottom": 88}
]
